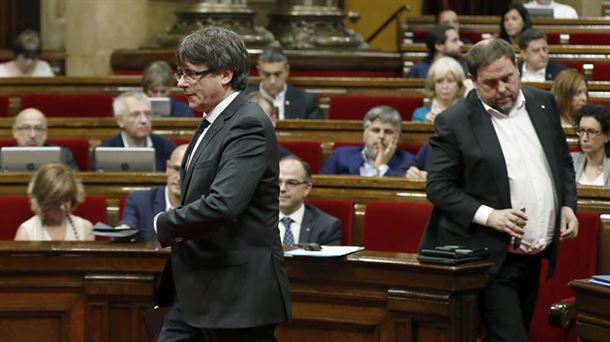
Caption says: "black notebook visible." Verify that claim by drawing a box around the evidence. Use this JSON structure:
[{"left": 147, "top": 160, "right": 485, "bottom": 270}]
[{"left": 418, "top": 245, "right": 489, "bottom": 265}]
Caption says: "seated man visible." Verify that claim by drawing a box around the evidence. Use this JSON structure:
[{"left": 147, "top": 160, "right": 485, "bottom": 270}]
[
  {"left": 279, "top": 155, "right": 342, "bottom": 246},
  {"left": 518, "top": 29, "right": 565, "bottom": 82},
  {"left": 92, "top": 91, "right": 176, "bottom": 171},
  {"left": 12, "top": 108, "right": 78, "bottom": 170},
  {"left": 116, "top": 144, "right": 187, "bottom": 241},
  {"left": 437, "top": 9, "right": 472, "bottom": 44},
  {"left": 321, "top": 106, "right": 416, "bottom": 177},
  {"left": 245, "top": 46, "right": 321, "bottom": 119},
  {"left": 408, "top": 24, "right": 466, "bottom": 79}
]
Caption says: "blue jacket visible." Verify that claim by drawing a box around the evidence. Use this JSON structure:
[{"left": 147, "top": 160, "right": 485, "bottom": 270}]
[
  {"left": 320, "top": 146, "right": 415, "bottom": 177},
  {"left": 170, "top": 98, "right": 194, "bottom": 117},
  {"left": 120, "top": 187, "right": 165, "bottom": 241}
]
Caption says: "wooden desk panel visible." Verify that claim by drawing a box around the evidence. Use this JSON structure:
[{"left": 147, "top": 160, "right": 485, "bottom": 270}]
[
  {"left": 0, "top": 242, "right": 491, "bottom": 342},
  {"left": 569, "top": 279, "right": 610, "bottom": 342}
]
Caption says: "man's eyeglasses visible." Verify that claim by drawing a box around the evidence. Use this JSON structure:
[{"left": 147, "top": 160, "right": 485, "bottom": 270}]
[
  {"left": 576, "top": 128, "right": 602, "bottom": 138},
  {"left": 175, "top": 68, "right": 213, "bottom": 83},
  {"left": 14, "top": 125, "right": 46, "bottom": 133},
  {"left": 279, "top": 179, "right": 309, "bottom": 189},
  {"left": 167, "top": 164, "right": 181, "bottom": 173}
]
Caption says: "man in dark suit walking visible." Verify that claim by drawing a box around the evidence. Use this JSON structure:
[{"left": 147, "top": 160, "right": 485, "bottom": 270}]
[
  {"left": 279, "top": 155, "right": 342, "bottom": 246},
  {"left": 116, "top": 144, "right": 187, "bottom": 241},
  {"left": 155, "top": 27, "right": 291, "bottom": 341},
  {"left": 419, "top": 38, "right": 578, "bottom": 341},
  {"left": 244, "top": 46, "right": 321, "bottom": 120}
]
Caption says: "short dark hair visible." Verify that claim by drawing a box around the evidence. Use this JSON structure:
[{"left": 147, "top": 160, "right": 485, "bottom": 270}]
[
  {"left": 574, "top": 104, "right": 610, "bottom": 134},
  {"left": 175, "top": 27, "right": 249, "bottom": 91},
  {"left": 499, "top": 3, "right": 532, "bottom": 43},
  {"left": 258, "top": 46, "right": 288, "bottom": 65},
  {"left": 280, "top": 155, "right": 312, "bottom": 183},
  {"left": 518, "top": 29, "right": 547, "bottom": 51},
  {"left": 466, "top": 38, "right": 516, "bottom": 80},
  {"left": 425, "top": 24, "right": 454, "bottom": 61},
  {"left": 13, "top": 29, "right": 42, "bottom": 58}
]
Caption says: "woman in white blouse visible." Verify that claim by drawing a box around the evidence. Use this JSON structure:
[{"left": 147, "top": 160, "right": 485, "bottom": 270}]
[
  {"left": 571, "top": 104, "right": 610, "bottom": 186},
  {"left": 0, "top": 30, "right": 54, "bottom": 77}
]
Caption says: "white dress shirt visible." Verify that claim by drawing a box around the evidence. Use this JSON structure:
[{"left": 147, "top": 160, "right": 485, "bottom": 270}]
[
  {"left": 279, "top": 204, "right": 305, "bottom": 243},
  {"left": 520, "top": 62, "right": 546, "bottom": 82},
  {"left": 473, "top": 91, "right": 558, "bottom": 254},
  {"left": 120, "top": 132, "right": 153, "bottom": 148},
  {"left": 260, "top": 83, "right": 287, "bottom": 119}
]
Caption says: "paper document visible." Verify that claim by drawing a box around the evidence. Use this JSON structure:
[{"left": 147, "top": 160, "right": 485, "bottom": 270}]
[{"left": 284, "top": 245, "right": 364, "bottom": 258}]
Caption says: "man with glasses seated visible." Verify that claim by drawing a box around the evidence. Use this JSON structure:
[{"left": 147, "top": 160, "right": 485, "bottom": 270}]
[
  {"left": 92, "top": 91, "right": 176, "bottom": 171},
  {"left": 279, "top": 155, "right": 342, "bottom": 246},
  {"left": 11, "top": 108, "right": 78, "bottom": 170},
  {"left": 115, "top": 144, "right": 187, "bottom": 240}
]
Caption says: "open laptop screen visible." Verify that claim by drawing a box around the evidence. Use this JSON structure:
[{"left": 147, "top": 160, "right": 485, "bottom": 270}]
[
  {"left": 0, "top": 146, "right": 62, "bottom": 172},
  {"left": 150, "top": 97, "right": 171, "bottom": 117},
  {"left": 94, "top": 147, "right": 155, "bottom": 172}
]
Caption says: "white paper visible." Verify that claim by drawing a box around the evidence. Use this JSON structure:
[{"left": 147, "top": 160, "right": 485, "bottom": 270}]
[{"left": 284, "top": 245, "right": 365, "bottom": 258}]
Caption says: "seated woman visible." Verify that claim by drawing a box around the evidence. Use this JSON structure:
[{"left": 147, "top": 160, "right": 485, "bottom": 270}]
[
  {"left": 0, "top": 29, "right": 54, "bottom": 77},
  {"left": 142, "top": 60, "right": 193, "bottom": 117},
  {"left": 14, "top": 163, "right": 94, "bottom": 240},
  {"left": 499, "top": 3, "right": 532, "bottom": 50},
  {"left": 551, "top": 69, "right": 588, "bottom": 126},
  {"left": 571, "top": 104, "right": 610, "bottom": 186},
  {"left": 412, "top": 56, "right": 466, "bottom": 123}
]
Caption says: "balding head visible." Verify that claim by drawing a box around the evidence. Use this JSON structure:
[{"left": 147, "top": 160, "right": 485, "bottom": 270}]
[
  {"left": 166, "top": 144, "right": 189, "bottom": 203},
  {"left": 12, "top": 108, "right": 48, "bottom": 146}
]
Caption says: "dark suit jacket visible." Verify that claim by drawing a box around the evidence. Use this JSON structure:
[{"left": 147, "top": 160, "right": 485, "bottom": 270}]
[
  {"left": 120, "top": 186, "right": 165, "bottom": 241},
  {"left": 419, "top": 87, "right": 577, "bottom": 278},
  {"left": 244, "top": 84, "right": 321, "bottom": 119},
  {"left": 518, "top": 61, "right": 566, "bottom": 81},
  {"left": 320, "top": 146, "right": 416, "bottom": 177},
  {"left": 298, "top": 204, "right": 342, "bottom": 245},
  {"left": 156, "top": 92, "right": 291, "bottom": 328},
  {"left": 92, "top": 133, "right": 176, "bottom": 172}
]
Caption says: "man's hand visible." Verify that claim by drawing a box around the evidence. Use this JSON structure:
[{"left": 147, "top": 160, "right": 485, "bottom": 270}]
[
  {"left": 405, "top": 166, "right": 427, "bottom": 181},
  {"left": 374, "top": 137, "right": 397, "bottom": 168},
  {"left": 559, "top": 206, "right": 578, "bottom": 240},
  {"left": 486, "top": 209, "right": 528, "bottom": 239}
]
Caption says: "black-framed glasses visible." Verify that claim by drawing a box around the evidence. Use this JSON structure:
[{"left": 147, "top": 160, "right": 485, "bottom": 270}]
[
  {"left": 175, "top": 68, "right": 213, "bottom": 83},
  {"left": 576, "top": 128, "right": 602, "bottom": 138},
  {"left": 279, "top": 179, "right": 309, "bottom": 189}
]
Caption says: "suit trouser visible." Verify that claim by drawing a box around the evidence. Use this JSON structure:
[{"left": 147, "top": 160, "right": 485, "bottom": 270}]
[
  {"left": 479, "top": 252, "right": 543, "bottom": 342},
  {"left": 158, "top": 303, "right": 277, "bottom": 342}
]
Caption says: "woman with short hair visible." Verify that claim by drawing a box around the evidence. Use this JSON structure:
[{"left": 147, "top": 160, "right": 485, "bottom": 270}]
[{"left": 0, "top": 30, "right": 54, "bottom": 77}]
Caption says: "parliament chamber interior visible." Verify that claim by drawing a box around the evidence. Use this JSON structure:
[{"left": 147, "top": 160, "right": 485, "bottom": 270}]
[{"left": 1, "top": 0, "right": 610, "bottom": 341}]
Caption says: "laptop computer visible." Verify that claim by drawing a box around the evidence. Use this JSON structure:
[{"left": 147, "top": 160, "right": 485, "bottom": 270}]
[
  {"left": 94, "top": 147, "right": 155, "bottom": 172},
  {"left": 0, "top": 146, "right": 62, "bottom": 172},
  {"left": 526, "top": 7, "right": 554, "bottom": 17},
  {"left": 150, "top": 97, "right": 171, "bottom": 117}
]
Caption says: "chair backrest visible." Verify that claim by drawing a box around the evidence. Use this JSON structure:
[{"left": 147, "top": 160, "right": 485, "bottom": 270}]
[
  {"left": 279, "top": 141, "right": 322, "bottom": 174},
  {"left": 558, "top": 61, "right": 584, "bottom": 74},
  {"left": 305, "top": 199, "right": 354, "bottom": 245},
  {"left": 73, "top": 196, "right": 107, "bottom": 225},
  {"left": 591, "top": 63, "right": 610, "bottom": 81},
  {"left": 46, "top": 139, "right": 90, "bottom": 171},
  {"left": 0, "top": 95, "right": 9, "bottom": 117},
  {"left": 20, "top": 93, "right": 114, "bottom": 117},
  {"left": 328, "top": 95, "right": 422, "bottom": 121},
  {"left": 362, "top": 201, "right": 432, "bottom": 253},
  {"left": 569, "top": 32, "right": 610, "bottom": 45},
  {"left": 528, "top": 211, "right": 600, "bottom": 342},
  {"left": 0, "top": 196, "right": 32, "bottom": 240},
  {"left": 118, "top": 196, "right": 126, "bottom": 221}
]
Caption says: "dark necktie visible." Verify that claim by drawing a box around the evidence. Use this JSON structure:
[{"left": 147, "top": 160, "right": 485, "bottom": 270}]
[
  {"left": 281, "top": 216, "right": 295, "bottom": 246},
  {"left": 184, "top": 118, "right": 211, "bottom": 170}
]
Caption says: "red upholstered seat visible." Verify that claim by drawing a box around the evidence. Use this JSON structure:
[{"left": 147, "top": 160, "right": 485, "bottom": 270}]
[
  {"left": 0, "top": 196, "right": 32, "bottom": 240},
  {"left": 46, "top": 139, "right": 90, "bottom": 171},
  {"left": 362, "top": 201, "right": 432, "bottom": 253},
  {"left": 461, "top": 31, "right": 484, "bottom": 43},
  {"left": 558, "top": 61, "right": 584, "bottom": 74},
  {"left": 569, "top": 32, "right": 610, "bottom": 45},
  {"left": 305, "top": 199, "right": 354, "bottom": 245},
  {"left": 589, "top": 98, "right": 610, "bottom": 107},
  {"left": 546, "top": 33, "right": 561, "bottom": 45},
  {"left": 118, "top": 196, "right": 126, "bottom": 221},
  {"left": 279, "top": 141, "right": 322, "bottom": 174},
  {"left": 73, "top": 196, "right": 107, "bottom": 225},
  {"left": 527, "top": 211, "right": 600, "bottom": 342},
  {"left": 20, "top": 93, "right": 114, "bottom": 117},
  {"left": 0, "top": 95, "right": 9, "bottom": 117},
  {"left": 591, "top": 63, "right": 610, "bottom": 81},
  {"left": 328, "top": 96, "right": 422, "bottom": 121}
]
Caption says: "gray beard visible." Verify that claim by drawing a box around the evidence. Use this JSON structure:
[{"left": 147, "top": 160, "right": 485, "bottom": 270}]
[{"left": 363, "top": 146, "right": 378, "bottom": 160}]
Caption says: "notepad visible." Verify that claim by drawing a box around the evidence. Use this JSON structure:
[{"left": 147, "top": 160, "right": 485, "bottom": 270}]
[
  {"left": 590, "top": 275, "right": 610, "bottom": 287},
  {"left": 284, "top": 245, "right": 364, "bottom": 258}
]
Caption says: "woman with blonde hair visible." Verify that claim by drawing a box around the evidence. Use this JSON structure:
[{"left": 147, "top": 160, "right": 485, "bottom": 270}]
[
  {"left": 412, "top": 56, "right": 466, "bottom": 122},
  {"left": 14, "top": 163, "right": 93, "bottom": 240},
  {"left": 551, "top": 68, "right": 588, "bottom": 126},
  {"left": 0, "top": 29, "right": 54, "bottom": 77}
]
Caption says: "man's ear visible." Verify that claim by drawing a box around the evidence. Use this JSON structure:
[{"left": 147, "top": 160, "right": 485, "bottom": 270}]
[
  {"left": 116, "top": 116, "right": 125, "bottom": 129},
  {"left": 218, "top": 67, "right": 234, "bottom": 86}
]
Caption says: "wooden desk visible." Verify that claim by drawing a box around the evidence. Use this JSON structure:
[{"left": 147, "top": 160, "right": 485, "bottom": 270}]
[
  {"left": 0, "top": 241, "right": 491, "bottom": 342},
  {"left": 569, "top": 279, "right": 610, "bottom": 342}
]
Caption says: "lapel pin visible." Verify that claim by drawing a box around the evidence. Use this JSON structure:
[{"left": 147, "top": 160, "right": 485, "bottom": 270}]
[
  {"left": 306, "top": 227, "right": 311, "bottom": 232},
  {"left": 540, "top": 105, "right": 546, "bottom": 109},
  {"left": 285, "top": 100, "right": 290, "bottom": 106}
]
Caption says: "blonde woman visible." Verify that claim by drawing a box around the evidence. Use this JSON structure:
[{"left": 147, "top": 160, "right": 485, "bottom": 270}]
[
  {"left": 551, "top": 69, "right": 588, "bottom": 126},
  {"left": 412, "top": 56, "right": 466, "bottom": 122},
  {"left": 14, "top": 163, "right": 93, "bottom": 240}
]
